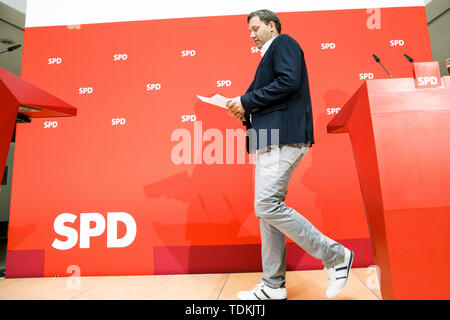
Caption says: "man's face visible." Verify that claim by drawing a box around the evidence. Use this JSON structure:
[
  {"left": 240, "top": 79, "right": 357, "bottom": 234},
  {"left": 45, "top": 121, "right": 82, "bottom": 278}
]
[{"left": 248, "top": 16, "right": 276, "bottom": 49}]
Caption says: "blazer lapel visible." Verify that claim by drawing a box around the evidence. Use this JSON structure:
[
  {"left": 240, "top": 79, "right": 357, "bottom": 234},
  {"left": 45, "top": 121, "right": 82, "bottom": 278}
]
[{"left": 253, "top": 38, "right": 277, "bottom": 80}]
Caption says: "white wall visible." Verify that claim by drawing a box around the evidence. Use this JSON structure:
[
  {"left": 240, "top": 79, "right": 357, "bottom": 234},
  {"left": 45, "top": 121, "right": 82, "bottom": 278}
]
[
  {"left": 24, "top": 0, "right": 425, "bottom": 27},
  {"left": 1, "top": 0, "right": 433, "bottom": 16}
]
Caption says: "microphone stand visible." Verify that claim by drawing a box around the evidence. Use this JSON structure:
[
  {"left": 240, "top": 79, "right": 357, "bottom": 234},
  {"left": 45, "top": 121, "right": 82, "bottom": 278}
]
[{"left": 372, "top": 54, "right": 393, "bottom": 78}]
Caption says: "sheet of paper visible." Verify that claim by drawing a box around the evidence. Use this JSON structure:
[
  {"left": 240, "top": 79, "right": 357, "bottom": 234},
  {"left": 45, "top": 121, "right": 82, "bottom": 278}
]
[{"left": 196, "top": 94, "right": 230, "bottom": 109}]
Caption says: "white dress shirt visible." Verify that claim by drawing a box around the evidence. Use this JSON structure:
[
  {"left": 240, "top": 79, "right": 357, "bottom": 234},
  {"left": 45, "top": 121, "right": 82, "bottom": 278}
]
[{"left": 260, "top": 35, "right": 278, "bottom": 57}]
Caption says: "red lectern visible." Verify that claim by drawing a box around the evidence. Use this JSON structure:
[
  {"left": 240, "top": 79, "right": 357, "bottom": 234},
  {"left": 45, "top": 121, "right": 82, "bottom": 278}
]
[
  {"left": 327, "top": 75, "right": 450, "bottom": 300},
  {"left": 0, "top": 67, "right": 76, "bottom": 177}
]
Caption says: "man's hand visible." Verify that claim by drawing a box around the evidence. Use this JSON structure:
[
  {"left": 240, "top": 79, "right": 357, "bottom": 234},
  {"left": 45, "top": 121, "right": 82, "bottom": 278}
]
[{"left": 226, "top": 97, "right": 246, "bottom": 121}]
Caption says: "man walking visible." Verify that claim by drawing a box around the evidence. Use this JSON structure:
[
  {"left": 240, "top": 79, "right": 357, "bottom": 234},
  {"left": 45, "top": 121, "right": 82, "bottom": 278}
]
[{"left": 226, "top": 9, "right": 354, "bottom": 300}]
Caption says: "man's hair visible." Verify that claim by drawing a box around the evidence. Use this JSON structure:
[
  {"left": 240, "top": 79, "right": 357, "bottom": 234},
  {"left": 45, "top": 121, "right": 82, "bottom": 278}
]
[{"left": 247, "top": 9, "right": 282, "bottom": 34}]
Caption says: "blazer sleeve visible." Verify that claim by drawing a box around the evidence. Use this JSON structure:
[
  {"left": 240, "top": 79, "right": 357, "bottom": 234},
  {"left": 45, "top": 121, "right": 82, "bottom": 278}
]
[
  {"left": 241, "top": 80, "right": 255, "bottom": 127},
  {"left": 240, "top": 35, "right": 303, "bottom": 114},
  {"left": 245, "top": 79, "right": 255, "bottom": 94}
]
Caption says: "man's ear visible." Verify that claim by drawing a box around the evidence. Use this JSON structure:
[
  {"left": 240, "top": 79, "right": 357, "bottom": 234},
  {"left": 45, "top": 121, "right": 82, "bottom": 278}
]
[{"left": 269, "top": 21, "right": 276, "bottom": 33}]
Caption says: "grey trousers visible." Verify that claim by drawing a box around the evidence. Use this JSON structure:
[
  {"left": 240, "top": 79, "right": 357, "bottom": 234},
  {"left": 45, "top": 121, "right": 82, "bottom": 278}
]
[{"left": 254, "top": 143, "right": 345, "bottom": 289}]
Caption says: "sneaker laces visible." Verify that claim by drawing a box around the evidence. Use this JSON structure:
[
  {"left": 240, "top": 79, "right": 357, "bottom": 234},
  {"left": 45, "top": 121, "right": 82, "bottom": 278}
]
[
  {"left": 252, "top": 282, "right": 265, "bottom": 293},
  {"left": 325, "top": 266, "right": 336, "bottom": 281}
]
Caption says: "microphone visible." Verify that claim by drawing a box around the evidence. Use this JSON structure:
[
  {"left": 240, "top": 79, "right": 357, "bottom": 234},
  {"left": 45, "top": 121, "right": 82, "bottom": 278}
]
[
  {"left": 16, "top": 112, "right": 31, "bottom": 123},
  {"left": 403, "top": 54, "right": 415, "bottom": 63},
  {"left": 372, "top": 54, "right": 393, "bottom": 78},
  {"left": 0, "top": 44, "right": 22, "bottom": 55}
]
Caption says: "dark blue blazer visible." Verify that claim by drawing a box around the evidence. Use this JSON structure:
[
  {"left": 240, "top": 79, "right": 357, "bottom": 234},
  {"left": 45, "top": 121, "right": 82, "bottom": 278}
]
[{"left": 241, "top": 34, "right": 314, "bottom": 154}]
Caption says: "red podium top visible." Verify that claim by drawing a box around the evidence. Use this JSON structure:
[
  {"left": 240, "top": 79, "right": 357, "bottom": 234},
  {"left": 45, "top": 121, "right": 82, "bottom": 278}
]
[
  {"left": 0, "top": 67, "right": 77, "bottom": 186},
  {"left": 0, "top": 67, "right": 76, "bottom": 118},
  {"left": 328, "top": 76, "right": 450, "bottom": 133}
]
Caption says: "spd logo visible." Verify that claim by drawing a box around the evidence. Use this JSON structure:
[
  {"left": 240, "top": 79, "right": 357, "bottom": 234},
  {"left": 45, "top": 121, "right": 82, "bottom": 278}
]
[
  {"left": 79, "top": 87, "right": 93, "bottom": 95},
  {"left": 112, "top": 118, "right": 126, "bottom": 126},
  {"left": 359, "top": 73, "right": 374, "bottom": 80},
  {"left": 413, "top": 62, "right": 442, "bottom": 88},
  {"left": 417, "top": 76, "right": 439, "bottom": 87},
  {"left": 146, "top": 83, "right": 161, "bottom": 91},
  {"left": 327, "top": 107, "right": 341, "bottom": 115},
  {"left": 44, "top": 121, "right": 58, "bottom": 128},
  {"left": 48, "top": 58, "right": 62, "bottom": 64},
  {"left": 217, "top": 80, "right": 231, "bottom": 87},
  {"left": 181, "top": 50, "right": 196, "bottom": 57},
  {"left": 113, "top": 54, "right": 128, "bottom": 61},
  {"left": 52, "top": 212, "right": 137, "bottom": 250},
  {"left": 390, "top": 40, "right": 405, "bottom": 47},
  {"left": 181, "top": 115, "right": 196, "bottom": 122},
  {"left": 321, "top": 43, "right": 336, "bottom": 50}
]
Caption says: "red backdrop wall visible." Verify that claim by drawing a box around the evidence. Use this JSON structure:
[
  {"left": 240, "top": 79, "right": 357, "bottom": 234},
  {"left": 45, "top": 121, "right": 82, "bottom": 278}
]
[{"left": 6, "top": 5, "right": 433, "bottom": 278}]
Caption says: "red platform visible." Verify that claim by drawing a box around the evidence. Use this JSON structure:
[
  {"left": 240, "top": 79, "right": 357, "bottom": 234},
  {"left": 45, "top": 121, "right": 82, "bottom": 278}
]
[
  {"left": 0, "top": 67, "right": 77, "bottom": 176},
  {"left": 327, "top": 76, "right": 450, "bottom": 299}
]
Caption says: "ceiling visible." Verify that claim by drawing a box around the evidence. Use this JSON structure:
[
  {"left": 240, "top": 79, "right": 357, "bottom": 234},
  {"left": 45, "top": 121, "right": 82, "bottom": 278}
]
[{"left": 1, "top": 0, "right": 26, "bottom": 13}]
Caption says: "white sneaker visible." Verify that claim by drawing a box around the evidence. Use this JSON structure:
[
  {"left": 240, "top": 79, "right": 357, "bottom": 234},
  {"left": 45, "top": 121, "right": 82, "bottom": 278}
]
[
  {"left": 325, "top": 247, "right": 354, "bottom": 299},
  {"left": 237, "top": 281, "right": 287, "bottom": 300}
]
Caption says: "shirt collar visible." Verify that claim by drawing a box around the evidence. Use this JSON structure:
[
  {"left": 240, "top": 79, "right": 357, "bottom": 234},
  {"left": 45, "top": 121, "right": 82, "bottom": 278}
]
[{"left": 260, "top": 35, "right": 278, "bottom": 57}]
